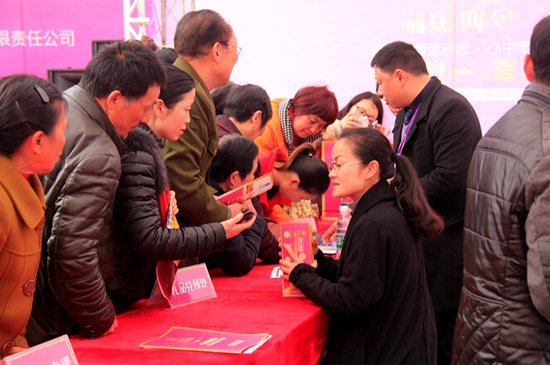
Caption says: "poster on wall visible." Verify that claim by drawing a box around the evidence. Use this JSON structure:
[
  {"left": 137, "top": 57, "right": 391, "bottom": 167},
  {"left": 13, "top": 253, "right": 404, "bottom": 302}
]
[{"left": 0, "top": 0, "right": 124, "bottom": 78}]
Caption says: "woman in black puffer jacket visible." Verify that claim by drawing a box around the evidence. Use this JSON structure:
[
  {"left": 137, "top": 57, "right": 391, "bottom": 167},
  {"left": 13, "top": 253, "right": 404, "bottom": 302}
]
[{"left": 108, "top": 64, "right": 254, "bottom": 313}]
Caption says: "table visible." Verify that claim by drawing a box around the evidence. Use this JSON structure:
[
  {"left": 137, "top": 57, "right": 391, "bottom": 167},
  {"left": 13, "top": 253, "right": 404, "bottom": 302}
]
[{"left": 70, "top": 264, "right": 329, "bottom": 365}]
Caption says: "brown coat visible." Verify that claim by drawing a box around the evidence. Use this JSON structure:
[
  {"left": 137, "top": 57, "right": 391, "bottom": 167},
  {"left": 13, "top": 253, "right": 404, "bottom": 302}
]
[{"left": 0, "top": 155, "right": 44, "bottom": 358}]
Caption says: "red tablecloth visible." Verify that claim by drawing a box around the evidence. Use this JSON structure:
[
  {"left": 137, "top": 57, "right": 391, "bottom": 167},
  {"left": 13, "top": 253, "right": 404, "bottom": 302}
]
[{"left": 70, "top": 264, "right": 328, "bottom": 365}]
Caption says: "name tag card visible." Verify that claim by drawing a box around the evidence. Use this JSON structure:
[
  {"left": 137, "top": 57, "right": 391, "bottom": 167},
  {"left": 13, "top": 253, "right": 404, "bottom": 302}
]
[
  {"left": 4, "top": 335, "right": 78, "bottom": 365},
  {"left": 169, "top": 263, "right": 217, "bottom": 308}
]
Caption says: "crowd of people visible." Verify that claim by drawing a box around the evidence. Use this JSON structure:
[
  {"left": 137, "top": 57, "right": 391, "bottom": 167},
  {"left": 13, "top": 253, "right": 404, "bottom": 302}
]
[{"left": 0, "top": 8, "right": 549, "bottom": 365}]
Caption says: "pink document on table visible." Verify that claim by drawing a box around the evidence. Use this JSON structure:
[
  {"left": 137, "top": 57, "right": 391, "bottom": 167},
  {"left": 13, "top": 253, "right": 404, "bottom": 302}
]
[{"left": 139, "top": 327, "right": 271, "bottom": 354}]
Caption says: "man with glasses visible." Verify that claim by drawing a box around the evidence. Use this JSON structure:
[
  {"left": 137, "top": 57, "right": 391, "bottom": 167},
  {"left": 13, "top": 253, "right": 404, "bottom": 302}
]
[
  {"left": 164, "top": 9, "right": 244, "bottom": 227},
  {"left": 371, "top": 42, "right": 482, "bottom": 365}
]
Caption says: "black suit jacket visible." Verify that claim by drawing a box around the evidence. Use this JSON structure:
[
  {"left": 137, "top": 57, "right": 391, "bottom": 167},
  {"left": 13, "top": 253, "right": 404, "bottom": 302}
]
[{"left": 393, "top": 76, "right": 482, "bottom": 310}]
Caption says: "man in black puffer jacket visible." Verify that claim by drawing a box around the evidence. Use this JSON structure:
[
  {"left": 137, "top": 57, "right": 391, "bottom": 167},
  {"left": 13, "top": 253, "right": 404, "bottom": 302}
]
[
  {"left": 27, "top": 41, "right": 165, "bottom": 345},
  {"left": 453, "top": 15, "right": 550, "bottom": 364}
]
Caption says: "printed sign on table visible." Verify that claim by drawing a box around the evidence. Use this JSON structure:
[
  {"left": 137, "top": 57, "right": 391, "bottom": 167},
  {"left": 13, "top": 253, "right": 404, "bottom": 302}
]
[
  {"left": 280, "top": 222, "right": 314, "bottom": 297},
  {"left": 139, "top": 327, "right": 271, "bottom": 354},
  {"left": 169, "top": 263, "right": 217, "bottom": 308},
  {"left": 4, "top": 335, "right": 78, "bottom": 365}
]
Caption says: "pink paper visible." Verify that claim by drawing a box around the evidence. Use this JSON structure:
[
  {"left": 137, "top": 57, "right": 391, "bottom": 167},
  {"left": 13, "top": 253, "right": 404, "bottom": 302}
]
[
  {"left": 216, "top": 173, "right": 273, "bottom": 205},
  {"left": 169, "top": 264, "right": 217, "bottom": 308},
  {"left": 4, "top": 335, "right": 78, "bottom": 365},
  {"left": 281, "top": 222, "right": 313, "bottom": 297},
  {"left": 139, "top": 327, "right": 270, "bottom": 354}
]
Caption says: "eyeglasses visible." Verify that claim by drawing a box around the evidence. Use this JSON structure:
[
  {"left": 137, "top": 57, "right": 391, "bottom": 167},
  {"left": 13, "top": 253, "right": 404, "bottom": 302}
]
[
  {"left": 353, "top": 105, "right": 377, "bottom": 122},
  {"left": 222, "top": 42, "right": 242, "bottom": 55},
  {"left": 329, "top": 161, "right": 363, "bottom": 172}
]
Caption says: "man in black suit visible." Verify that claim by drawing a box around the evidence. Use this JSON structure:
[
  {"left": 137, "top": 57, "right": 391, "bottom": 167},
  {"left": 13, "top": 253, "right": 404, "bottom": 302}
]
[{"left": 371, "top": 41, "right": 482, "bottom": 365}]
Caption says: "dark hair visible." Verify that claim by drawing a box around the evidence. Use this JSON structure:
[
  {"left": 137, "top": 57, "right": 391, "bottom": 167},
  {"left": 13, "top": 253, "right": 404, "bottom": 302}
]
[
  {"left": 80, "top": 40, "right": 166, "bottom": 100},
  {"left": 291, "top": 86, "right": 338, "bottom": 126},
  {"left": 339, "top": 128, "right": 443, "bottom": 239},
  {"left": 284, "top": 143, "right": 330, "bottom": 196},
  {"left": 210, "top": 134, "right": 259, "bottom": 183},
  {"left": 212, "top": 81, "right": 239, "bottom": 115},
  {"left": 156, "top": 47, "right": 178, "bottom": 64},
  {"left": 0, "top": 74, "right": 64, "bottom": 156},
  {"left": 174, "top": 10, "right": 233, "bottom": 57},
  {"left": 337, "top": 91, "right": 384, "bottom": 124},
  {"left": 371, "top": 41, "right": 428, "bottom": 76},
  {"left": 160, "top": 64, "right": 196, "bottom": 109},
  {"left": 223, "top": 84, "right": 273, "bottom": 127},
  {"left": 531, "top": 15, "right": 550, "bottom": 82}
]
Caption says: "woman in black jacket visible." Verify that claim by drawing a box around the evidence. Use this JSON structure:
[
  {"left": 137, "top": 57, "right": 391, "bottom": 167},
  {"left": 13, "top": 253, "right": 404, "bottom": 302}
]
[
  {"left": 280, "top": 128, "right": 443, "bottom": 365},
  {"left": 206, "top": 134, "right": 267, "bottom": 276},
  {"left": 108, "top": 64, "right": 254, "bottom": 313}
]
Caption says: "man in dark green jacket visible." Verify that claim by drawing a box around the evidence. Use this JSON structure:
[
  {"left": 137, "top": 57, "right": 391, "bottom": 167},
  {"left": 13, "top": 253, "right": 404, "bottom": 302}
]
[{"left": 164, "top": 9, "right": 242, "bottom": 226}]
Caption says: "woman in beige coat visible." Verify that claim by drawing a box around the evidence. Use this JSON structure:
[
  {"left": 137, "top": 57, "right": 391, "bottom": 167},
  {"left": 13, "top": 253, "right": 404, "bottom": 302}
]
[{"left": 0, "top": 75, "right": 66, "bottom": 359}]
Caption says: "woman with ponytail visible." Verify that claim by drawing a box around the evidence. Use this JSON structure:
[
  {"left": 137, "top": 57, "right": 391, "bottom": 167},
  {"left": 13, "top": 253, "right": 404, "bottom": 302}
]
[
  {"left": 257, "top": 142, "right": 330, "bottom": 222},
  {"left": 280, "top": 128, "right": 442, "bottom": 365},
  {"left": 108, "top": 64, "right": 254, "bottom": 313}
]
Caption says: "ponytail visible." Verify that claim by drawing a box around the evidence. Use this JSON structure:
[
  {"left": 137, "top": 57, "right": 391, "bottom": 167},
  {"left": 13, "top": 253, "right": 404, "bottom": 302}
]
[
  {"left": 391, "top": 153, "right": 444, "bottom": 239},
  {"left": 280, "top": 143, "right": 330, "bottom": 196}
]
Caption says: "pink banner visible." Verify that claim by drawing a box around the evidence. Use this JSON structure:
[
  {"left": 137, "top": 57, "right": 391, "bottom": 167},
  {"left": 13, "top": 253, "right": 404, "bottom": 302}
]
[
  {"left": 139, "top": 327, "right": 270, "bottom": 354},
  {"left": 4, "top": 335, "right": 78, "bottom": 365},
  {"left": 0, "top": 0, "right": 123, "bottom": 78}
]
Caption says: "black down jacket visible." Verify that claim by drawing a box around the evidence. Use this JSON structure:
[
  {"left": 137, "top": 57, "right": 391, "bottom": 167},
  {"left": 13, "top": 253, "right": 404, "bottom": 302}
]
[
  {"left": 453, "top": 82, "right": 550, "bottom": 364},
  {"left": 108, "top": 125, "right": 227, "bottom": 312}
]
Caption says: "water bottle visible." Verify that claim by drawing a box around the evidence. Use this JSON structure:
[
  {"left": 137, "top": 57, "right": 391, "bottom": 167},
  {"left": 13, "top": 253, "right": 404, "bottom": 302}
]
[{"left": 335, "top": 204, "right": 351, "bottom": 259}]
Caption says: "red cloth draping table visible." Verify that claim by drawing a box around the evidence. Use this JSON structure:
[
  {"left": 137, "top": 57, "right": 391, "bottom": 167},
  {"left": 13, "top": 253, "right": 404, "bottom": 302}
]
[{"left": 69, "top": 264, "right": 328, "bottom": 365}]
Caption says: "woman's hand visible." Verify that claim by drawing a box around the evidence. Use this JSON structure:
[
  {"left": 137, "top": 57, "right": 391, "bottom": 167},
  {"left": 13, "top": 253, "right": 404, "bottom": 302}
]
[
  {"left": 2, "top": 345, "right": 27, "bottom": 360},
  {"left": 321, "top": 221, "right": 337, "bottom": 243},
  {"left": 221, "top": 211, "right": 256, "bottom": 239},
  {"left": 240, "top": 199, "right": 257, "bottom": 214},
  {"left": 103, "top": 316, "right": 118, "bottom": 336},
  {"left": 340, "top": 111, "right": 364, "bottom": 130},
  {"left": 169, "top": 190, "right": 179, "bottom": 216},
  {"left": 279, "top": 243, "right": 317, "bottom": 280},
  {"left": 228, "top": 202, "right": 246, "bottom": 218}
]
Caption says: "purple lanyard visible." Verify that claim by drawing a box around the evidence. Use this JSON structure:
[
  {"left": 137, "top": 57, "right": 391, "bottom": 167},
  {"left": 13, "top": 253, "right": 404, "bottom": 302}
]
[{"left": 396, "top": 108, "right": 419, "bottom": 155}]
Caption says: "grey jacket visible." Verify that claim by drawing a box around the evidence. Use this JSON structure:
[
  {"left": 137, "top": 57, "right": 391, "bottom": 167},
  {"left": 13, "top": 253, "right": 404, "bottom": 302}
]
[
  {"left": 453, "top": 82, "right": 550, "bottom": 364},
  {"left": 28, "top": 85, "right": 122, "bottom": 344}
]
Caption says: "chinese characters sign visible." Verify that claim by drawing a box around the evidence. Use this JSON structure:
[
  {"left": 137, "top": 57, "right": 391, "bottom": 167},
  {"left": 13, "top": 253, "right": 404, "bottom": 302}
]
[
  {"left": 0, "top": 30, "right": 75, "bottom": 47},
  {"left": 0, "top": 0, "right": 123, "bottom": 78},
  {"left": 169, "top": 264, "right": 217, "bottom": 308}
]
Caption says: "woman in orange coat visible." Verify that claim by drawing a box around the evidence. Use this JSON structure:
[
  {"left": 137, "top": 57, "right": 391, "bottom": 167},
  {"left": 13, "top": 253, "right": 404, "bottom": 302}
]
[
  {"left": 255, "top": 85, "right": 338, "bottom": 156},
  {"left": 0, "top": 75, "right": 66, "bottom": 358}
]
